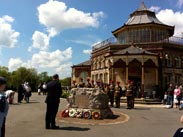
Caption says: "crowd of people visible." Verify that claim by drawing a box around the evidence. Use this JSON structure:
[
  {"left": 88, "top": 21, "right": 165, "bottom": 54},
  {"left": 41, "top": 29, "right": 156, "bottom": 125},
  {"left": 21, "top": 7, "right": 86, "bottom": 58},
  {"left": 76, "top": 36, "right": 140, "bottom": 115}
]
[
  {"left": 71, "top": 78, "right": 136, "bottom": 109},
  {"left": 0, "top": 73, "right": 63, "bottom": 136},
  {"left": 17, "top": 81, "right": 32, "bottom": 103},
  {"left": 164, "top": 83, "right": 183, "bottom": 109}
]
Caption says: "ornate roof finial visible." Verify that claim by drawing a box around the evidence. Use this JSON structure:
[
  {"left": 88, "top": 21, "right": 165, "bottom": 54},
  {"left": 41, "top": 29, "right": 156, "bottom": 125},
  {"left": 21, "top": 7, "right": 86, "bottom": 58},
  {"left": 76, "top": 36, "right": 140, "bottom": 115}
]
[{"left": 137, "top": 1, "right": 148, "bottom": 11}]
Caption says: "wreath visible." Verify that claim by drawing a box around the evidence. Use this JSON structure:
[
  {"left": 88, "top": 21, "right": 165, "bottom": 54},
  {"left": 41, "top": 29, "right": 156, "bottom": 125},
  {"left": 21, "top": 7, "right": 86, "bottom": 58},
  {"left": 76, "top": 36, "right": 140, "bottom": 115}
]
[
  {"left": 83, "top": 110, "right": 91, "bottom": 119},
  {"left": 76, "top": 109, "right": 83, "bottom": 118},
  {"left": 92, "top": 111, "right": 101, "bottom": 120},
  {"left": 69, "top": 108, "right": 77, "bottom": 118},
  {"left": 61, "top": 109, "right": 69, "bottom": 117}
]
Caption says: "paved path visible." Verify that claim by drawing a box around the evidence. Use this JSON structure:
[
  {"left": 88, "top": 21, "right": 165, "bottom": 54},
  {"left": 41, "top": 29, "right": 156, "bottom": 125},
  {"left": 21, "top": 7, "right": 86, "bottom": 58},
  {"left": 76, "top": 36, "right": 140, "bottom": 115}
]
[{"left": 5, "top": 93, "right": 183, "bottom": 137}]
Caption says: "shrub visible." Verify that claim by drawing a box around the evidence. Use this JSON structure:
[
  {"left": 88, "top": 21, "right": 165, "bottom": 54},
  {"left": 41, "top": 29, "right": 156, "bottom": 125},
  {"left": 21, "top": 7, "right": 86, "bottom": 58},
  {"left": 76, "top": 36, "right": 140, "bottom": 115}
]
[{"left": 61, "top": 92, "right": 70, "bottom": 98}]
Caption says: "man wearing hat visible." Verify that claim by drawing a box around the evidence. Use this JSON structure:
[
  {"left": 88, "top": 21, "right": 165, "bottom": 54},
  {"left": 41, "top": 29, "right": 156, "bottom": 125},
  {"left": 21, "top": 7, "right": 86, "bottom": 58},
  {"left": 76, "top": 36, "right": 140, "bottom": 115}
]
[
  {"left": 0, "top": 76, "right": 8, "bottom": 137},
  {"left": 126, "top": 80, "right": 134, "bottom": 109},
  {"left": 71, "top": 80, "right": 77, "bottom": 89},
  {"left": 78, "top": 78, "right": 85, "bottom": 88},
  {"left": 108, "top": 80, "right": 115, "bottom": 107},
  {"left": 45, "top": 74, "right": 62, "bottom": 129},
  {"left": 85, "top": 78, "right": 92, "bottom": 88},
  {"left": 114, "top": 81, "right": 122, "bottom": 108}
]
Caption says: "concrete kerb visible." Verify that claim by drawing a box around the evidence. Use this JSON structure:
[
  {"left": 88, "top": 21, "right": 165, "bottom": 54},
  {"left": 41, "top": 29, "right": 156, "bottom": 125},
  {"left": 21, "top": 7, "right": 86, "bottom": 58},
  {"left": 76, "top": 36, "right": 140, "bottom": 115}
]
[{"left": 57, "top": 110, "right": 130, "bottom": 126}]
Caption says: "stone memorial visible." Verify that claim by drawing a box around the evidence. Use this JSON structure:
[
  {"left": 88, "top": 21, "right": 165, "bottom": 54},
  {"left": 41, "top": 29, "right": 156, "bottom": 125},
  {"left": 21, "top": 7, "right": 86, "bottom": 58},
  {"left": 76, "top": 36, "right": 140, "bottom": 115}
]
[{"left": 66, "top": 88, "right": 113, "bottom": 119}]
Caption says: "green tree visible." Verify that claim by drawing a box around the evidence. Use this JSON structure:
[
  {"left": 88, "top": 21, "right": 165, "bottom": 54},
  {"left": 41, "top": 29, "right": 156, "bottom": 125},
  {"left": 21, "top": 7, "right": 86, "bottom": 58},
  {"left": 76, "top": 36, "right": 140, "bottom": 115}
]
[{"left": 60, "top": 77, "right": 71, "bottom": 87}]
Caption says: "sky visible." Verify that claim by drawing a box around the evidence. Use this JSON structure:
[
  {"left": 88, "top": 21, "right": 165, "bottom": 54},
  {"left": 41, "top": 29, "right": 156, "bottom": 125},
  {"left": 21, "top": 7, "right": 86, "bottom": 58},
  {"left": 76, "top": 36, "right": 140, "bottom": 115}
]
[{"left": 0, "top": 0, "right": 183, "bottom": 79}]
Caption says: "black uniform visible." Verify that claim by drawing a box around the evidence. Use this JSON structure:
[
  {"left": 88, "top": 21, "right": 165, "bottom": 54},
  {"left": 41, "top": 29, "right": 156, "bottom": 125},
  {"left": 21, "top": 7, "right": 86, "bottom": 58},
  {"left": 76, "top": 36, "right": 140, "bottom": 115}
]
[
  {"left": 108, "top": 84, "right": 115, "bottom": 107},
  {"left": 18, "top": 84, "right": 25, "bottom": 103},
  {"left": 115, "top": 85, "right": 122, "bottom": 108},
  {"left": 45, "top": 76, "right": 62, "bottom": 129}
]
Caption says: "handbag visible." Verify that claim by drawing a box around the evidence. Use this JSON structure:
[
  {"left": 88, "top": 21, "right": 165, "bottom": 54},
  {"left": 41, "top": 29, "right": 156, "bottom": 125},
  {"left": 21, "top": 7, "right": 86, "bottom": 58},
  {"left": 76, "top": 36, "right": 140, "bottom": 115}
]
[{"left": 176, "top": 95, "right": 181, "bottom": 100}]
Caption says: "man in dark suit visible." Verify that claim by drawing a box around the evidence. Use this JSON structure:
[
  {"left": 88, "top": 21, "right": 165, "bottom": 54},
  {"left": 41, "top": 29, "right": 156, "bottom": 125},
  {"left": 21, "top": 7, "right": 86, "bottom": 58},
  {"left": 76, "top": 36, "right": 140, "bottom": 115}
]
[{"left": 45, "top": 74, "right": 62, "bottom": 129}]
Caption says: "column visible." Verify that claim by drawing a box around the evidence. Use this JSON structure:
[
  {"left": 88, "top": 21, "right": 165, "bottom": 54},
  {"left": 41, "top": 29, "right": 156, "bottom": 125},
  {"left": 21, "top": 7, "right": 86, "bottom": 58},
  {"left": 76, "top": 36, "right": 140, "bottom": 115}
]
[
  {"left": 141, "top": 65, "right": 144, "bottom": 98},
  {"left": 155, "top": 67, "right": 158, "bottom": 85},
  {"left": 125, "top": 56, "right": 129, "bottom": 84},
  {"left": 126, "top": 66, "right": 128, "bottom": 84},
  {"left": 141, "top": 55, "right": 145, "bottom": 98}
]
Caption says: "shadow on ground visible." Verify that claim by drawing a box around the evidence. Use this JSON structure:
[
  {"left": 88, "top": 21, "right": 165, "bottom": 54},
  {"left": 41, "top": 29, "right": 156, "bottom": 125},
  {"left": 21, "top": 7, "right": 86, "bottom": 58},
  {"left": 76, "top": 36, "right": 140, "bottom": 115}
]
[{"left": 59, "top": 126, "right": 90, "bottom": 131}]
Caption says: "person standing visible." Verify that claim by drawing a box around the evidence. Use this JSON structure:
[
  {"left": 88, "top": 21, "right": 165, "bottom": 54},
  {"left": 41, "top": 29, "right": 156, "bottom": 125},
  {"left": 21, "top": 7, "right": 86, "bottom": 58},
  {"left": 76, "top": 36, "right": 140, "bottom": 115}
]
[
  {"left": 45, "top": 74, "right": 62, "bottom": 129},
  {"left": 42, "top": 82, "right": 47, "bottom": 95},
  {"left": 126, "top": 81, "right": 134, "bottom": 109},
  {"left": 167, "top": 83, "right": 174, "bottom": 108},
  {"left": 0, "top": 76, "right": 8, "bottom": 137},
  {"left": 174, "top": 85, "right": 181, "bottom": 108},
  {"left": 114, "top": 82, "right": 122, "bottom": 108},
  {"left": 78, "top": 78, "right": 85, "bottom": 88},
  {"left": 17, "top": 81, "right": 25, "bottom": 103},
  {"left": 108, "top": 80, "right": 115, "bottom": 107},
  {"left": 71, "top": 80, "right": 77, "bottom": 89},
  {"left": 24, "top": 82, "right": 32, "bottom": 103}
]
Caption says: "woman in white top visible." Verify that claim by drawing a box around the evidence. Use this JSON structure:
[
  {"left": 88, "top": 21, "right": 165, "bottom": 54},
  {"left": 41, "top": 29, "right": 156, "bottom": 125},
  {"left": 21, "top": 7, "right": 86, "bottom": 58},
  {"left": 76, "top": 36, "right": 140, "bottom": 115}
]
[{"left": 174, "top": 85, "right": 181, "bottom": 108}]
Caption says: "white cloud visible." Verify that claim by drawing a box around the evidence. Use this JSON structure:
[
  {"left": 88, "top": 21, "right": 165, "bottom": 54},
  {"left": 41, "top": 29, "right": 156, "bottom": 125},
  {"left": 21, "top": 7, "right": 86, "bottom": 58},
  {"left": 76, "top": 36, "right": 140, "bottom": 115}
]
[
  {"left": 29, "top": 31, "right": 50, "bottom": 51},
  {"left": 8, "top": 58, "right": 23, "bottom": 71},
  {"left": 32, "top": 47, "right": 72, "bottom": 68},
  {"left": 177, "top": 0, "right": 183, "bottom": 8},
  {"left": 149, "top": 6, "right": 161, "bottom": 12},
  {"left": 156, "top": 9, "right": 183, "bottom": 37},
  {"left": 68, "top": 39, "right": 92, "bottom": 46},
  {"left": 83, "top": 49, "right": 92, "bottom": 54},
  {"left": 0, "top": 15, "right": 20, "bottom": 48},
  {"left": 55, "top": 62, "right": 72, "bottom": 75},
  {"left": 8, "top": 47, "right": 73, "bottom": 78},
  {"left": 37, "top": 0, "right": 104, "bottom": 37}
]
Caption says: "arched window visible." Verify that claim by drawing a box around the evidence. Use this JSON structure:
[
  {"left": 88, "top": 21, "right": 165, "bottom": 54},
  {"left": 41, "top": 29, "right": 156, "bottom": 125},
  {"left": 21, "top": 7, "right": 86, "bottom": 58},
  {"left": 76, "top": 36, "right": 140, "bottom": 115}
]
[
  {"left": 79, "top": 71, "right": 88, "bottom": 83},
  {"left": 174, "top": 56, "right": 181, "bottom": 68},
  {"left": 165, "top": 54, "right": 172, "bottom": 67}
]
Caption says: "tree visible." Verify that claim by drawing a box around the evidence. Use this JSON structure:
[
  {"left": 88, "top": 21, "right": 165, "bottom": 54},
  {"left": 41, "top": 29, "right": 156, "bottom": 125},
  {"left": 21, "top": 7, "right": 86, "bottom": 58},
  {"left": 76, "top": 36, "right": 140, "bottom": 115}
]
[{"left": 60, "top": 77, "right": 71, "bottom": 87}]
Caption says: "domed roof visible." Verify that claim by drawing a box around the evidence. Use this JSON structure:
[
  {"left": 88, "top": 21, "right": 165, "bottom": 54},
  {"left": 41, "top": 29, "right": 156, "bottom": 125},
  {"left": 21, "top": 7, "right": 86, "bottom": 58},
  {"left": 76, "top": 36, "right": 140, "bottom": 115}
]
[
  {"left": 125, "top": 1, "right": 164, "bottom": 25},
  {"left": 112, "top": 2, "right": 174, "bottom": 37}
]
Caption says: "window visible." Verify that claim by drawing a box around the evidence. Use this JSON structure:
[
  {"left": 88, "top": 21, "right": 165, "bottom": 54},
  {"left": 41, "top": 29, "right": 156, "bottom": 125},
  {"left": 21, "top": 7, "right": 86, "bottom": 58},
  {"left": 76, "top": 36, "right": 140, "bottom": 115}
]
[
  {"left": 164, "top": 74, "right": 171, "bottom": 85},
  {"left": 175, "top": 75, "right": 181, "bottom": 84},
  {"left": 165, "top": 54, "right": 172, "bottom": 67},
  {"left": 174, "top": 56, "right": 181, "bottom": 68}
]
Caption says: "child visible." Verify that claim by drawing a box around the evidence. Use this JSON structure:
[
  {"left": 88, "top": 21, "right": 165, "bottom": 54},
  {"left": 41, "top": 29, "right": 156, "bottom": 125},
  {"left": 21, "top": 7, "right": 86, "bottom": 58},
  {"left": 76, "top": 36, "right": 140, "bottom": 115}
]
[{"left": 0, "top": 76, "right": 8, "bottom": 137}]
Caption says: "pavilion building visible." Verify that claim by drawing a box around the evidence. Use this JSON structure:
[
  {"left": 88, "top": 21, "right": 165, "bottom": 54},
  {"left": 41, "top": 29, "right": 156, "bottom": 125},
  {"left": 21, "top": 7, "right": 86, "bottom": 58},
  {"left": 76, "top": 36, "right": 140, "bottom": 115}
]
[{"left": 71, "top": 2, "right": 183, "bottom": 98}]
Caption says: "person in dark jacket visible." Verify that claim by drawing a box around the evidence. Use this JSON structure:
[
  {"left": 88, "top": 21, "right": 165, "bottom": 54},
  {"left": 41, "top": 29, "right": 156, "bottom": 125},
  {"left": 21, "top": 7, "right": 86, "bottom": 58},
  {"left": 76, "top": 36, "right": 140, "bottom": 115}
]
[
  {"left": 167, "top": 83, "right": 174, "bottom": 108},
  {"left": 114, "top": 81, "right": 122, "bottom": 108},
  {"left": 0, "top": 76, "right": 8, "bottom": 137},
  {"left": 45, "top": 74, "right": 62, "bottom": 129},
  {"left": 17, "top": 81, "right": 25, "bottom": 103},
  {"left": 173, "top": 115, "right": 183, "bottom": 137}
]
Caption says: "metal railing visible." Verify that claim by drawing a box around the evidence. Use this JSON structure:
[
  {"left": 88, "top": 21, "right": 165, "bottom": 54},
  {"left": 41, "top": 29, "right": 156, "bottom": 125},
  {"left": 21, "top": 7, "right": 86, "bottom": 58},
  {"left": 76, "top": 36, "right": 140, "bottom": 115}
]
[
  {"left": 92, "top": 36, "right": 183, "bottom": 50},
  {"left": 92, "top": 37, "right": 119, "bottom": 50}
]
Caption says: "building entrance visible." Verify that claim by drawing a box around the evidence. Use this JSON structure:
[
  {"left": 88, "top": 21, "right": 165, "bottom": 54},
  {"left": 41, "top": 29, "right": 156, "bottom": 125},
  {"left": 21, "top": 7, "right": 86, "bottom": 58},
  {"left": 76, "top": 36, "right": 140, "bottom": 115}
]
[{"left": 129, "top": 76, "right": 141, "bottom": 98}]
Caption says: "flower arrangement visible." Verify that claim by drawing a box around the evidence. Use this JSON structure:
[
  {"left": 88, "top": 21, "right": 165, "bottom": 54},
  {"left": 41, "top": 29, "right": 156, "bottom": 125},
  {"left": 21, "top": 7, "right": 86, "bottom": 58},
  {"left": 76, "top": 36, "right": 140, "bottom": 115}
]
[{"left": 61, "top": 108, "right": 101, "bottom": 120}]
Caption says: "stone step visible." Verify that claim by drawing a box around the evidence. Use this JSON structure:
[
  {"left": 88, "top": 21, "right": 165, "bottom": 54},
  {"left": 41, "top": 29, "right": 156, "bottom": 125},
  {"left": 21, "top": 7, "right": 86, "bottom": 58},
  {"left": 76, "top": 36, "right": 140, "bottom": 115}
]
[{"left": 120, "top": 97, "right": 162, "bottom": 104}]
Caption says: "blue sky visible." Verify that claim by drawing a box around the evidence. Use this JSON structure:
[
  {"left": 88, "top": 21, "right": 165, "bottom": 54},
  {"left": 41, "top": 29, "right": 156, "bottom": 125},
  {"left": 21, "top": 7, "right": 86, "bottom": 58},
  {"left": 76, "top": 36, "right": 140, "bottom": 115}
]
[{"left": 0, "top": 0, "right": 183, "bottom": 79}]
